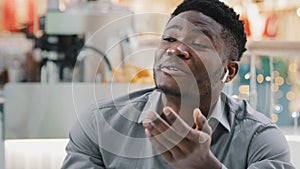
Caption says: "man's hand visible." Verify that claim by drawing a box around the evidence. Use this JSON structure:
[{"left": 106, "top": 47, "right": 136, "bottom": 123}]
[{"left": 142, "top": 107, "right": 221, "bottom": 169}]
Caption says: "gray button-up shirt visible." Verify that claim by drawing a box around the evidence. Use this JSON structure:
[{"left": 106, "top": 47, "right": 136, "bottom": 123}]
[{"left": 62, "top": 88, "right": 295, "bottom": 169}]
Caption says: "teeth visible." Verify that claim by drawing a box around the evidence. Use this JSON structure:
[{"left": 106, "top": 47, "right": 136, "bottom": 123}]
[
  {"left": 168, "top": 67, "right": 178, "bottom": 71},
  {"left": 162, "top": 66, "right": 178, "bottom": 71}
]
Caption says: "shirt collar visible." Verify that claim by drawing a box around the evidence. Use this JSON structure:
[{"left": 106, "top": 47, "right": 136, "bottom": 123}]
[
  {"left": 138, "top": 90, "right": 231, "bottom": 132},
  {"left": 207, "top": 95, "right": 231, "bottom": 132}
]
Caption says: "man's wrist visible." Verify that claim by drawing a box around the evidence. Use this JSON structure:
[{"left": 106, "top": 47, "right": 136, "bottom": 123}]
[{"left": 205, "top": 151, "right": 222, "bottom": 169}]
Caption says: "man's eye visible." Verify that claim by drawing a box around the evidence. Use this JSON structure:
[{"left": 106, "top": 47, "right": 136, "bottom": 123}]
[
  {"left": 162, "top": 36, "right": 176, "bottom": 42},
  {"left": 191, "top": 42, "right": 210, "bottom": 49}
]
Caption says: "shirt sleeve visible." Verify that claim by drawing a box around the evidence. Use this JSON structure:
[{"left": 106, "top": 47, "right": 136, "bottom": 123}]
[
  {"left": 61, "top": 107, "right": 105, "bottom": 169},
  {"left": 246, "top": 124, "right": 295, "bottom": 169}
]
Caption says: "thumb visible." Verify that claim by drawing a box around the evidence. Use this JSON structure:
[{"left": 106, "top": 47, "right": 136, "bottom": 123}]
[{"left": 193, "top": 108, "right": 212, "bottom": 136}]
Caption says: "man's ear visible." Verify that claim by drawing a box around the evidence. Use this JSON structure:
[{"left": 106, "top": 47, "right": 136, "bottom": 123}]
[{"left": 224, "top": 61, "right": 239, "bottom": 83}]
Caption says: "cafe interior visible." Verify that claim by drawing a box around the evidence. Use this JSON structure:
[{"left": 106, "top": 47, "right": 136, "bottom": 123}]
[{"left": 0, "top": 0, "right": 300, "bottom": 168}]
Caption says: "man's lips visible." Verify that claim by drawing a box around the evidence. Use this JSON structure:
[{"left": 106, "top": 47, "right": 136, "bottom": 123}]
[{"left": 157, "top": 63, "right": 189, "bottom": 76}]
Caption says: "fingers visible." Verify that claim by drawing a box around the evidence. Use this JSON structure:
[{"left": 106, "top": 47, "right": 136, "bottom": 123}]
[
  {"left": 193, "top": 108, "right": 203, "bottom": 130},
  {"left": 144, "top": 107, "right": 199, "bottom": 142},
  {"left": 145, "top": 128, "right": 172, "bottom": 153},
  {"left": 143, "top": 107, "right": 212, "bottom": 152},
  {"left": 193, "top": 108, "right": 212, "bottom": 143},
  {"left": 143, "top": 111, "right": 191, "bottom": 152},
  {"left": 145, "top": 128, "right": 190, "bottom": 163},
  {"left": 162, "top": 107, "right": 192, "bottom": 137},
  {"left": 193, "top": 108, "right": 212, "bottom": 135}
]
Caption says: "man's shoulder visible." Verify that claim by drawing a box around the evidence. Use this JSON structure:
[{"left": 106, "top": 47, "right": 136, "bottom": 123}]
[
  {"left": 223, "top": 93, "right": 274, "bottom": 127},
  {"left": 77, "top": 87, "right": 155, "bottom": 130},
  {"left": 91, "top": 87, "right": 155, "bottom": 112}
]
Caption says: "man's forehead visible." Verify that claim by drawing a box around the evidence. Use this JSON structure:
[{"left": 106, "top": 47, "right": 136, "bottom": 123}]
[
  {"left": 167, "top": 11, "right": 222, "bottom": 30},
  {"left": 165, "top": 12, "right": 222, "bottom": 41}
]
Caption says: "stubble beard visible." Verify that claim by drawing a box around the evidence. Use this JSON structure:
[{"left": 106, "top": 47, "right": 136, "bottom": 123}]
[{"left": 153, "top": 70, "right": 182, "bottom": 97}]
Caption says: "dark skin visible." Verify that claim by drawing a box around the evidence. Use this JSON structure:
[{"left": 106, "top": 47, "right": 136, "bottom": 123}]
[{"left": 143, "top": 11, "right": 239, "bottom": 169}]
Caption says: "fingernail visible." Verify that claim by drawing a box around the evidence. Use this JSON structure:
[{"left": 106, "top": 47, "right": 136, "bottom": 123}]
[
  {"left": 142, "top": 119, "right": 151, "bottom": 127},
  {"left": 164, "top": 110, "right": 170, "bottom": 117},
  {"left": 145, "top": 129, "right": 151, "bottom": 137},
  {"left": 193, "top": 108, "right": 199, "bottom": 120},
  {"left": 197, "top": 108, "right": 203, "bottom": 116},
  {"left": 163, "top": 106, "right": 173, "bottom": 116},
  {"left": 143, "top": 120, "right": 154, "bottom": 130}
]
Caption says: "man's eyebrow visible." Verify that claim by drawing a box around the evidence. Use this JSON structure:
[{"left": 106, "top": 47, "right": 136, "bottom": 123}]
[
  {"left": 165, "top": 24, "right": 182, "bottom": 31},
  {"left": 191, "top": 28, "right": 213, "bottom": 40}
]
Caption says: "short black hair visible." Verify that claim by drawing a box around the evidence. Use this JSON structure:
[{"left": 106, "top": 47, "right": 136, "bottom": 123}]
[{"left": 172, "top": 0, "right": 247, "bottom": 61}]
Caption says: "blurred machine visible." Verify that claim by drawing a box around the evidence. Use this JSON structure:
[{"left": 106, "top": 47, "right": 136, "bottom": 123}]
[
  {"left": 39, "top": 34, "right": 84, "bottom": 82},
  {"left": 39, "top": 0, "right": 134, "bottom": 83}
]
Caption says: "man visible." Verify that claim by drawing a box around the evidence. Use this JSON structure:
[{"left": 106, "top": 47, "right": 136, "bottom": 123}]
[{"left": 62, "top": 0, "right": 295, "bottom": 168}]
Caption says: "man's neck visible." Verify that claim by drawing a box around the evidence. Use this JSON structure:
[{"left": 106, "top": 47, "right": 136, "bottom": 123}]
[
  {"left": 160, "top": 91, "right": 221, "bottom": 126},
  {"left": 161, "top": 93, "right": 201, "bottom": 127}
]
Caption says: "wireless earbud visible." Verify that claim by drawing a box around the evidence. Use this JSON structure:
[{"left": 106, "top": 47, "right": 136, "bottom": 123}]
[{"left": 222, "top": 69, "right": 229, "bottom": 83}]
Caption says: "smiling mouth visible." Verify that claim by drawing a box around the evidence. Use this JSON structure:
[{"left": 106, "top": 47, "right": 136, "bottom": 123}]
[{"left": 159, "top": 64, "right": 188, "bottom": 76}]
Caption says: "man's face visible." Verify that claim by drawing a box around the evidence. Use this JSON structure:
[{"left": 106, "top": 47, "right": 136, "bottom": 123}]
[{"left": 154, "top": 11, "right": 226, "bottom": 100}]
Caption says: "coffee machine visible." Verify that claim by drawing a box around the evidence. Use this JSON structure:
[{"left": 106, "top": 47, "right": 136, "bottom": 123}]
[
  {"left": 37, "top": 0, "right": 86, "bottom": 83},
  {"left": 39, "top": 0, "right": 133, "bottom": 83},
  {"left": 39, "top": 34, "right": 84, "bottom": 82}
]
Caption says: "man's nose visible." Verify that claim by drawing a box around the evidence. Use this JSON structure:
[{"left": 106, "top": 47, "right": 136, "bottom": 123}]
[{"left": 166, "top": 44, "right": 190, "bottom": 59}]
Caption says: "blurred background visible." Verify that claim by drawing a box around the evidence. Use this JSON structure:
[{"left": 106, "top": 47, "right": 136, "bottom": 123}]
[{"left": 0, "top": 0, "right": 300, "bottom": 169}]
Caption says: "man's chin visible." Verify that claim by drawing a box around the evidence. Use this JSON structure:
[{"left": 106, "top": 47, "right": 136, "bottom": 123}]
[
  {"left": 154, "top": 71, "right": 198, "bottom": 98},
  {"left": 155, "top": 84, "right": 182, "bottom": 97}
]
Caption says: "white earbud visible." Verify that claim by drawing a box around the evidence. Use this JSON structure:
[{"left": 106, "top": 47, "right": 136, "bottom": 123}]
[{"left": 221, "top": 69, "right": 229, "bottom": 83}]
